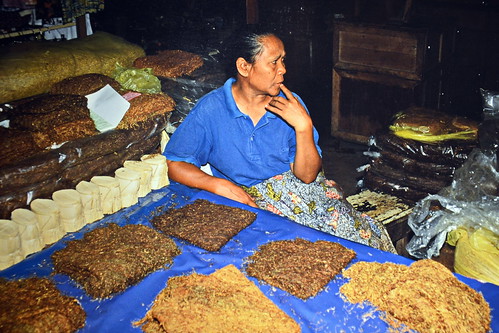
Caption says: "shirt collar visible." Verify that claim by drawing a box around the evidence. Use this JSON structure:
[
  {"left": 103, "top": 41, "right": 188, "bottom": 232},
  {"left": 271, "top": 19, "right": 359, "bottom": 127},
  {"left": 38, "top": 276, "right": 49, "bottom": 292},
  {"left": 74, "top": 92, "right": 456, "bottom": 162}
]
[{"left": 223, "top": 78, "right": 278, "bottom": 119}]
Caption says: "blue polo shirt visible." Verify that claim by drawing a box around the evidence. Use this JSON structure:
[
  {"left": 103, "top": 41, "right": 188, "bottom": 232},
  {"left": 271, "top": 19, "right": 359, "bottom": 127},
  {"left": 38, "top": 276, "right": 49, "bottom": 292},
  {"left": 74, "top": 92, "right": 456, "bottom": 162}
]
[{"left": 164, "top": 78, "right": 322, "bottom": 187}]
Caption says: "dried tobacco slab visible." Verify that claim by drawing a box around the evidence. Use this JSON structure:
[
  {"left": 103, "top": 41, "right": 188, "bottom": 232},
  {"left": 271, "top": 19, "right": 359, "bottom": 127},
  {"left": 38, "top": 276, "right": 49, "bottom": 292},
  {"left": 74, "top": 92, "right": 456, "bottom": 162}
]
[
  {"left": 133, "top": 50, "right": 204, "bottom": 78},
  {"left": 51, "top": 223, "right": 181, "bottom": 299},
  {"left": 0, "top": 277, "right": 86, "bottom": 332},
  {"left": 117, "top": 93, "right": 175, "bottom": 129},
  {"left": 151, "top": 199, "right": 257, "bottom": 252},
  {"left": 340, "top": 259, "right": 491, "bottom": 333},
  {"left": 0, "top": 127, "right": 44, "bottom": 169},
  {"left": 136, "top": 264, "right": 300, "bottom": 333},
  {"left": 9, "top": 94, "right": 91, "bottom": 131},
  {"left": 49, "top": 73, "right": 123, "bottom": 96},
  {"left": 245, "top": 238, "right": 356, "bottom": 299},
  {"left": 374, "top": 131, "right": 476, "bottom": 166}
]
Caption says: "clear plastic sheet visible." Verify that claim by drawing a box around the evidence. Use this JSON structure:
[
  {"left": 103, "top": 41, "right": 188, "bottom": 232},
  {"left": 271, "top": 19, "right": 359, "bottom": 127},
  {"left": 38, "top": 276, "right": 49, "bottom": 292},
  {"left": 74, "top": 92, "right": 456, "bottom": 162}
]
[
  {"left": 372, "top": 131, "right": 475, "bottom": 166},
  {"left": 0, "top": 115, "right": 168, "bottom": 219},
  {"left": 368, "top": 158, "right": 451, "bottom": 193},
  {"left": 481, "top": 88, "right": 499, "bottom": 118},
  {"left": 160, "top": 76, "right": 220, "bottom": 130},
  {"left": 406, "top": 148, "right": 499, "bottom": 259},
  {"left": 363, "top": 132, "right": 474, "bottom": 203},
  {"left": 379, "top": 149, "right": 456, "bottom": 177},
  {"left": 479, "top": 88, "right": 499, "bottom": 153}
]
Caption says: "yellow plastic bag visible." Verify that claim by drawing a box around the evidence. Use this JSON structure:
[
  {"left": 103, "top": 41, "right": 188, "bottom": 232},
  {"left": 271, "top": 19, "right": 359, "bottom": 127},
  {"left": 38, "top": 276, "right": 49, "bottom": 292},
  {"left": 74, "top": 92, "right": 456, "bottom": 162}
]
[
  {"left": 390, "top": 128, "right": 477, "bottom": 143},
  {"left": 447, "top": 227, "right": 499, "bottom": 285},
  {"left": 389, "top": 107, "right": 478, "bottom": 143}
]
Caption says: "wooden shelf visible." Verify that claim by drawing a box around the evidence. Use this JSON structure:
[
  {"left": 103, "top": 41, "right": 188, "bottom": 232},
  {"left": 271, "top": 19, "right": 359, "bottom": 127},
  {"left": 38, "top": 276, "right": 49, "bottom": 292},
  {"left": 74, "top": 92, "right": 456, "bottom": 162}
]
[
  {"left": 0, "top": 22, "right": 76, "bottom": 40},
  {"left": 1, "top": 15, "right": 88, "bottom": 40}
]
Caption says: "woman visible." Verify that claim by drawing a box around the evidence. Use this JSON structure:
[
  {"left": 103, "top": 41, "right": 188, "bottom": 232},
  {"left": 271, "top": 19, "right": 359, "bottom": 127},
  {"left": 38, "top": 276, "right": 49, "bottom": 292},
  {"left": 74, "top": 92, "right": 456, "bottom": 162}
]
[{"left": 164, "top": 30, "right": 396, "bottom": 253}]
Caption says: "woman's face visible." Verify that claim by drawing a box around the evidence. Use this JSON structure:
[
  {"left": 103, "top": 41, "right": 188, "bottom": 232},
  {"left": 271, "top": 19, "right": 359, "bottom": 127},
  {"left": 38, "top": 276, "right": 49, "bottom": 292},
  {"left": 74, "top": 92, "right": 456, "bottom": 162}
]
[{"left": 247, "top": 35, "right": 286, "bottom": 97}]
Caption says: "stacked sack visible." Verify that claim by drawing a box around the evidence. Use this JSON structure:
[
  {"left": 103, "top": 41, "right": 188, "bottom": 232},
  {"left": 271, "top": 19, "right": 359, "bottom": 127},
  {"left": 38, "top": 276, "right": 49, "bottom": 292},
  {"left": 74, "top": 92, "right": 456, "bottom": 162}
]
[
  {"left": 0, "top": 153, "right": 169, "bottom": 270},
  {"left": 0, "top": 73, "right": 175, "bottom": 219},
  {"left": 363, "top": 107, "right": 479, "bottom": 203}
]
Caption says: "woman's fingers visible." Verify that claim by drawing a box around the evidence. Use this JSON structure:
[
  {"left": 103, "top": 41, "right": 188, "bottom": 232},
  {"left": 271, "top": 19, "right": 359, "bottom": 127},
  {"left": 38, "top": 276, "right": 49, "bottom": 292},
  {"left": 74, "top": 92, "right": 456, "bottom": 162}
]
[
  {"left": 279, "top": 84, "right": 294, "bottom": 100},
  {"left": 269, "top": 97, "right": 285, "bottom": 109}
]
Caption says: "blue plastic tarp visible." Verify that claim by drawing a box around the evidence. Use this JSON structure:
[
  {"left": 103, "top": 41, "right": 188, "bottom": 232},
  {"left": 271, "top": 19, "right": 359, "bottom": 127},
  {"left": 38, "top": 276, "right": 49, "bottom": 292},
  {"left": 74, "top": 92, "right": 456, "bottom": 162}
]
[{"left": 1, "top": 183, "right": 498, "bottom": 333}]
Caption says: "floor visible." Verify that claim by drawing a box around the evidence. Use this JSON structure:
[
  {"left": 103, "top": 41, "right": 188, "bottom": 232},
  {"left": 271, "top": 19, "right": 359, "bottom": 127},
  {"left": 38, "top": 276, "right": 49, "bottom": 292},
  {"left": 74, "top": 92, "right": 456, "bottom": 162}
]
[
  {"left": 319, "top": 136, "right": 369, "bottom": 197},
  {"left": 319, "top": 135, "right": 456, "bottom": 271}
]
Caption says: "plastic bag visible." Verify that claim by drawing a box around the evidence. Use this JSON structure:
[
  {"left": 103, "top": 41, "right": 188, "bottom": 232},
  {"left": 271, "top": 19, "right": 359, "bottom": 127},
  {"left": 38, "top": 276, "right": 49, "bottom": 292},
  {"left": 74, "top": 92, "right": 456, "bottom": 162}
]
[
  {"left": 480, "top": 88, "right": 499, "bottom": 118},
  {"left": 389, "top": 107, "right": 478, "bottom": 143},
  {"left": 447, "top": 227, "right": 499, "bottom": 285},
  {"left": 479, "top": 88, "right": 499, "bottom": 153},
  {"left": 160, "top": 76, "right": 221, "bottom": 130},
  {"left": 405, "top": 148, "right": 499, "bottom": 259},
  {"left": 373, "top": 131, "right": 475, "bottom": 166},
  {"left": 112, "top": 63, "right": 162, "bottom": 94},
  {"left": 391, "top": 129, "right": 478, "bottom": 143}
]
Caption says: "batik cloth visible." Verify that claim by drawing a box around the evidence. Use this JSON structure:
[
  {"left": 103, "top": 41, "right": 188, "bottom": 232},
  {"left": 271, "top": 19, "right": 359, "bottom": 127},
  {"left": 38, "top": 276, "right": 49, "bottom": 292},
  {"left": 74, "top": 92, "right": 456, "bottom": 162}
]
[{"left": 243, "top": 170, "right": 397, "bottom": 253}]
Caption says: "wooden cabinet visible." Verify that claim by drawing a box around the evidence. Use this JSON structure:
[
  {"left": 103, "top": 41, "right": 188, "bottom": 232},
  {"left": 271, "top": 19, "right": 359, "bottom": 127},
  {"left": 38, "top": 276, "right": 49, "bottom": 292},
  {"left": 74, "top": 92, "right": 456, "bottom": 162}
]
[{"left": 331, "top": 21, "right": 450, "bottom": 143}]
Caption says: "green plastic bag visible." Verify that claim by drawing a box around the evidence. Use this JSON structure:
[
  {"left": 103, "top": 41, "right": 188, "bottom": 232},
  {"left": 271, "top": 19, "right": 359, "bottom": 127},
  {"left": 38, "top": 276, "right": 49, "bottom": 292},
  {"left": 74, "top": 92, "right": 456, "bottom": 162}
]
[
  {"left": 447, "top": 227, "right": 499, "bottom": 285},
  {"left": 112, "top": 63, "right": 162, "bottom": 94}
]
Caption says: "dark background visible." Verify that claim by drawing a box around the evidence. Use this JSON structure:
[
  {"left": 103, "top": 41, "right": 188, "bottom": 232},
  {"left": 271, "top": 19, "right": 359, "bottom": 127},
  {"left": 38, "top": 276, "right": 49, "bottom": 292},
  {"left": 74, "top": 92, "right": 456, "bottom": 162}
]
[{"left": 90, "top": 0, "right": 499, "bottom": 137}]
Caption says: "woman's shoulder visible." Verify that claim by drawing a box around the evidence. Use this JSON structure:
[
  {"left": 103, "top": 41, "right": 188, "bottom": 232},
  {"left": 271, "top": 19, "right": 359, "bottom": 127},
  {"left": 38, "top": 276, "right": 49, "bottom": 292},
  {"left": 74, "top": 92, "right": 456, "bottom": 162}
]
[
  {"left": 190, "top": 78, "right": 234, "bottom": 115},
  {"left": 190, "top": 86, "right": 225, "bottom": 112}
]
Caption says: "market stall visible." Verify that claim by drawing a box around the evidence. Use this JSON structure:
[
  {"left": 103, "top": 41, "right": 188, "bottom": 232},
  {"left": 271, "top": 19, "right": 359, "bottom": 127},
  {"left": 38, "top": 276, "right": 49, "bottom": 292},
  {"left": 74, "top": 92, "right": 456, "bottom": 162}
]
[
  {"left": 1, "top": 183, "right": 498, "bottom": 332},
  {"left": 0, "top": 33, "right": 221, "bottom": 219}
]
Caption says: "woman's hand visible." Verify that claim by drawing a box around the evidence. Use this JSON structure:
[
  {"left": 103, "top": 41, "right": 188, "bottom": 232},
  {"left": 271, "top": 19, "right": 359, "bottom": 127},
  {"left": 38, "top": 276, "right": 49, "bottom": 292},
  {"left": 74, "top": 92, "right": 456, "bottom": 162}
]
[
  {"left": 265, "top": 84, "right": 313, "bottom": 133},
  {"left": 167, "top": 160, "right": 258, "bottom": 208},
  {"left": 265, "top": 84, "right": 322, "bottom": 183},
  {"left": 212, "top": 178, "right": 258, "bottom": 208}
]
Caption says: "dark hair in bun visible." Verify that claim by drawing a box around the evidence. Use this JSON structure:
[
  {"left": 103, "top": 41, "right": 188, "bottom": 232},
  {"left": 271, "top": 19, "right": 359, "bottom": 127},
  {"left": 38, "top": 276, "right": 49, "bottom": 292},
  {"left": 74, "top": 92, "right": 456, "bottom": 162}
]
[{"left": 222, "top": 25, "right": 279, "bottom": 77}]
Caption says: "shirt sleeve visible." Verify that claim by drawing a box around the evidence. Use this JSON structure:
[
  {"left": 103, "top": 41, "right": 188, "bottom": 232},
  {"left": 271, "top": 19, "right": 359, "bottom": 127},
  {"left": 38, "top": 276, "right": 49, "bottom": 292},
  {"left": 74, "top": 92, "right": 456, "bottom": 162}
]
[{"left": 163, "top": 100, "right": 212, "bottom": 168}]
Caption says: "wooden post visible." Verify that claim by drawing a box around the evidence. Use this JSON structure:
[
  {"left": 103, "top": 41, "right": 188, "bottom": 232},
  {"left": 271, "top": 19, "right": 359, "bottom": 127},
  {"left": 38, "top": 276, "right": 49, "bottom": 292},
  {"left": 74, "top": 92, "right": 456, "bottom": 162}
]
[
  {"left": 76, "top": 15, "right": 87, "bottom": 38},
  {"left": 246, "top": 0, "right": 259, "bottom": 24}
]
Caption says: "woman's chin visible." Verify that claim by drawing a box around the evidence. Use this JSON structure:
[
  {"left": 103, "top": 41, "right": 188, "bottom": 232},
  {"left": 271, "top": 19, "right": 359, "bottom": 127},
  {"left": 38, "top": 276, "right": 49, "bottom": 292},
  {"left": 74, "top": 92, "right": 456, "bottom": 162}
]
[{"left": 270, "top": 87, "right": 281, "bottom": 96}]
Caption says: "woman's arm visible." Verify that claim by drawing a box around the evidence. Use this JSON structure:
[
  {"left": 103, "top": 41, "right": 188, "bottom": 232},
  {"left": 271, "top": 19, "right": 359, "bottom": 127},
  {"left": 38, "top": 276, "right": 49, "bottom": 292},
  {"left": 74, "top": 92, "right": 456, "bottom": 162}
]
[
  {"left": 167, "top": 160, "right": 258, "bottom": 207},
  {"left": 291, "top": 125, "right": 322, "bottom": 183},
  {"left": 265, "top": 84, "right": 322, "bottom": 183}
]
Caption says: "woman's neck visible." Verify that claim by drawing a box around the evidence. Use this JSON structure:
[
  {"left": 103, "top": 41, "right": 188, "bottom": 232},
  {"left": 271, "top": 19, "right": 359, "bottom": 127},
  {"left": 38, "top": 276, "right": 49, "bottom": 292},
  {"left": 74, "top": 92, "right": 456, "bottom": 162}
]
[{"left": 232, "top": 81, "right": 271, "bottom": 125}]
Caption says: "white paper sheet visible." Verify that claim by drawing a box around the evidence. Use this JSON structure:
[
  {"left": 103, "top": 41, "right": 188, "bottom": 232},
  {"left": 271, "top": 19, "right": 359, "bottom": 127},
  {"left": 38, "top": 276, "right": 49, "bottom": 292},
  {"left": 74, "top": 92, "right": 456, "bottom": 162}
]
[{"left": 86, "top": 84, "right": 130, "bottom": 132}]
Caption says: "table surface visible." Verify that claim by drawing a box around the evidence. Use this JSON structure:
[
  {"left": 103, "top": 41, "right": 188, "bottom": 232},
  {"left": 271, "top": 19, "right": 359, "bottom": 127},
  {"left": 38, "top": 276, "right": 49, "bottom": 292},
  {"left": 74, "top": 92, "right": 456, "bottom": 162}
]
[{"left": 1, "top": 184, "right": 497, "bottom": 333}]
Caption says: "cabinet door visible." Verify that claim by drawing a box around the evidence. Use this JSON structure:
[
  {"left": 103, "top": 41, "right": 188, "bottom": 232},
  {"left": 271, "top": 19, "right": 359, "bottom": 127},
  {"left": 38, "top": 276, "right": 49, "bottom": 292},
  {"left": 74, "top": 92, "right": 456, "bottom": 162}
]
[
  {"left": 333, "top": 21, "right": 442, "bottom": 81},
  {"left": 331, "top": 68, "right": 423, "bottom": 143}
]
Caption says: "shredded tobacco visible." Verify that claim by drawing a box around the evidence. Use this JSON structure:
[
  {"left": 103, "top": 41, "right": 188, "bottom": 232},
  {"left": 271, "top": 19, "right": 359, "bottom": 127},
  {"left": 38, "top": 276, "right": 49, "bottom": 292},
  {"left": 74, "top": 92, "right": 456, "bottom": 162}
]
[
  {"left": 133, "top": 49, "right": 204, "bottom": 78},
  {"left": 0, "top": 277, "right": 86, "bottom": 332},
  {"left": 51, "top": 223, "right": 181, "bottom": 299},
  {"left": 340, "top": 259, "right": 491, "bottom": 333},
  {"left": 245, "top": 238, "right": 356, "bottom": 299},
  {"left": 136, "top": 265, "right": 301, "bottom": 333},
  {"left": 151, "top": 199, "right": 257, "bottom": 252}
]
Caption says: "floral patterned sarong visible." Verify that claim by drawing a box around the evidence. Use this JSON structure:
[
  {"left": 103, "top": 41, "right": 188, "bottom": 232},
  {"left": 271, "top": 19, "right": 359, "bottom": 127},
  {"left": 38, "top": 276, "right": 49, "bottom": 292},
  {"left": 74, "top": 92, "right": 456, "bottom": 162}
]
[{"left": 242, "top": 170, "right": 396, "bottom": 253}]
